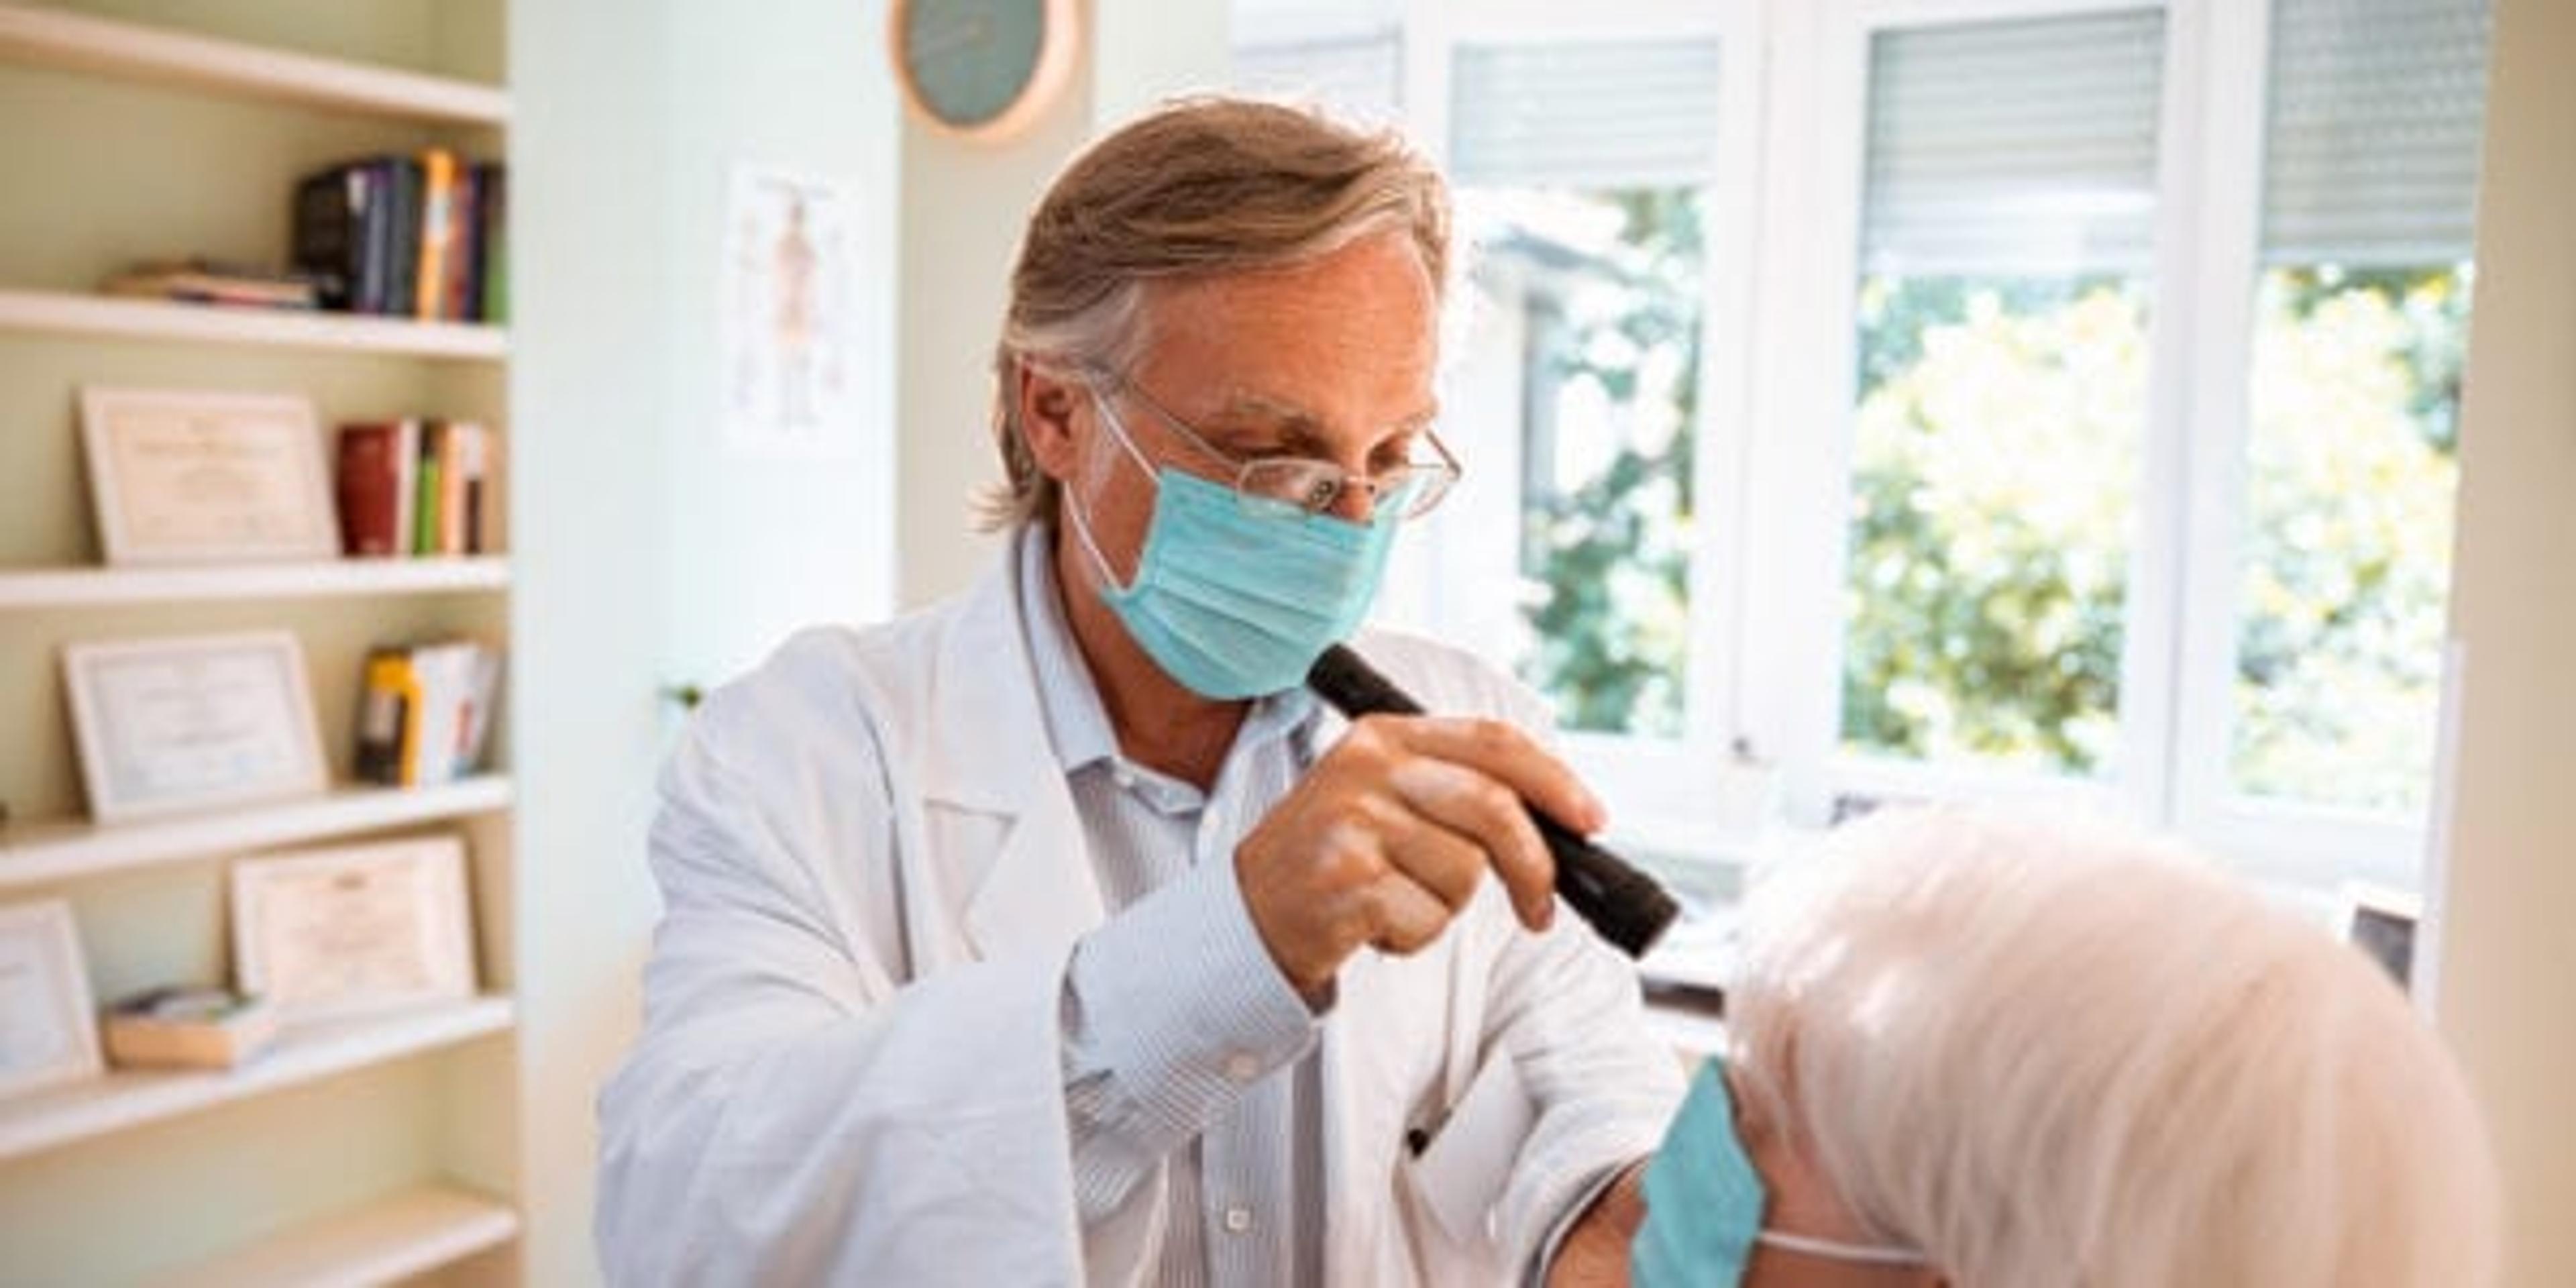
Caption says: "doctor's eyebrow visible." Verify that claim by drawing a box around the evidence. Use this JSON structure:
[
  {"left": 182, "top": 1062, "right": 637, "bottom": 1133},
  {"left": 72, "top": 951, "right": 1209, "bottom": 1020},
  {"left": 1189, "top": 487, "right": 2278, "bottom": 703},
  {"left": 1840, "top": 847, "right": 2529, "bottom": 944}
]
[{"left": 1214, "top": 392, "right": 1442, "bottom": 457}]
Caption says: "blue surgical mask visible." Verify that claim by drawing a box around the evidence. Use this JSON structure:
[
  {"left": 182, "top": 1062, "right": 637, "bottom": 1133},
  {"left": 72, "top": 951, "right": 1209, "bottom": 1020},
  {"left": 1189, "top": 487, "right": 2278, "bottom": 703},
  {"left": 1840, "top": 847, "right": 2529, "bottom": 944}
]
[
  {"left": 1066, "top": 393, "right": 1399, "bottom": 700},
  {"left": 1634, "top": 1061, "right": 1930, "bottom": 1287}
]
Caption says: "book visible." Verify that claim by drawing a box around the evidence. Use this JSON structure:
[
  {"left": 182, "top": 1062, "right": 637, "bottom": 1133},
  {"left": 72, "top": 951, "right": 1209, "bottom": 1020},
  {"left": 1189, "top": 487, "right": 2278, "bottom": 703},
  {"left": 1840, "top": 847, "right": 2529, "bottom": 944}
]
[
  {"left": 356, "top": 647, "right": 412, "bottom": 784},
  {"left": 100, "top": 258, "right": 318, "bottom": 309},
  {"left": 385, "top": 156, "right": 423, "bottom": 317},
  {"left": 443, "top": 164, "right": 480, "bottom": 323},
  {"left": 475, "top": 164, "right": 508, "bottom": 324},
  {"left": 336, "top": 423, "right": 405, "bottom": 556},
  {"left": 356, "top": 640, "right": 502, "bottom": 786},
  {"left": 103, "top": 987, "right": 279, "bottom": 1070},
  {"left": 290, "top": 167, "right": 366, "bottom": 310},
  {"left": 415, "top": 148, "right": 459, "bottom": 322},
  {"left": 455, "top": 423, "right": 494, "bottom": 553},
  {"left": 356, "top": 160, "right": 394, "bottom": 313},
  {"left": 436, "top": 419, "right": 467, "bottom": 555},
  {"left": 413, "top": 421, "right": 443, "bottom": 556}
]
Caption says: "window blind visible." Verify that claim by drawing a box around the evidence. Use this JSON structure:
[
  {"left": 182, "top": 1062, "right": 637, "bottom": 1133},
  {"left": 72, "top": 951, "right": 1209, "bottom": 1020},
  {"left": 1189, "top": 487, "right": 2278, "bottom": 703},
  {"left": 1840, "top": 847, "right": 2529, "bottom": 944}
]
[
  {"left": 2259, "top": 0, "right": 2492, "bottom": 266},
  {"left": 1232, "top": 31, "right": 1405, "bottom": 126},
  {"left": 1448, "top": 40, "right": 1725, "bottom": 189},
  {"left": 1862, "top": 10, "right": 2166, "bottom": 277}
]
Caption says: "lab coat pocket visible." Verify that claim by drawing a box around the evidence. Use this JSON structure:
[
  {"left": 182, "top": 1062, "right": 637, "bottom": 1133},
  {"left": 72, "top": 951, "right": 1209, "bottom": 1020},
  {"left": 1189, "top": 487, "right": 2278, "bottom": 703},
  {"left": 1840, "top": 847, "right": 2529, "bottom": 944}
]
[{"left": 1397, "top": 1051, "right": 1534, "bottom": 1281}]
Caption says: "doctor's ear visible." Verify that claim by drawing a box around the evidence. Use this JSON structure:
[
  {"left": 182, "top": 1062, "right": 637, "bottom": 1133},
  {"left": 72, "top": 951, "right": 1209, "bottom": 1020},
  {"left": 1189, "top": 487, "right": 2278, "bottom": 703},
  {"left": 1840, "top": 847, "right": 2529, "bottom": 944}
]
[{"left": 1016, "top": 362, "right": 1087, "bottom": 482}]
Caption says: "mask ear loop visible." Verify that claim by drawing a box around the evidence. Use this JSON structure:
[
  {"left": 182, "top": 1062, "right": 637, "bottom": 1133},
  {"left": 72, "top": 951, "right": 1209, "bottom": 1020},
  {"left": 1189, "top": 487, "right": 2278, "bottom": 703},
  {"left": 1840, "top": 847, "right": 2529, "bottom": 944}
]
[
  {"left": 1752, "top": 1230, "right": 1933, "bottom": 1267},
  {"left": 1063, "top": 389, "right": 1161, "bottom": 595}
]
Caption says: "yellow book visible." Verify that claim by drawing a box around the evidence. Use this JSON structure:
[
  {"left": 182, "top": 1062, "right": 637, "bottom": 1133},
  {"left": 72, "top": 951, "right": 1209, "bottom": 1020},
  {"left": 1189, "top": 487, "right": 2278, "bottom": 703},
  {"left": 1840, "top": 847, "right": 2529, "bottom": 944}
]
[{"left": 415, "top": 148, "right": 457, "bottom": 321}]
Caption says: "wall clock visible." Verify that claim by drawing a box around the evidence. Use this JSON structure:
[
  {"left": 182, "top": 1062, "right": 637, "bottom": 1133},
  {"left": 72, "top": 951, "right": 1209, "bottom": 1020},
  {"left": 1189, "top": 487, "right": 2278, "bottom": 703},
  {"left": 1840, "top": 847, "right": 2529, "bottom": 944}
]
[{"left": 888, "top": 0, "right": 1081, "bottom": 143}]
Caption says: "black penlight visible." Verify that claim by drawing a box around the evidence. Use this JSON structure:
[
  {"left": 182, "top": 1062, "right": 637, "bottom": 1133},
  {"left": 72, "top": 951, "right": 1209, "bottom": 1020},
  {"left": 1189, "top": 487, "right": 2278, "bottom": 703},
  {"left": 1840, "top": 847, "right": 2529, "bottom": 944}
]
[{"left": 1305, "top": 645, "right": 1681, "bottom": 957}]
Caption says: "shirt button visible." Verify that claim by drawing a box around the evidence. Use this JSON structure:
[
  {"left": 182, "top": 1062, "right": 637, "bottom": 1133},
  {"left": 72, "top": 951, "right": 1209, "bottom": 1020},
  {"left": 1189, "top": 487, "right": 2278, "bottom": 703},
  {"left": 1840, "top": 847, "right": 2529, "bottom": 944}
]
[
  {"left": 1224, "top": 1053, "right": 1260, "bottom": 1083},
  {"left": 1224, "top": 1206, "right": 1252, "bottom": 1234}
]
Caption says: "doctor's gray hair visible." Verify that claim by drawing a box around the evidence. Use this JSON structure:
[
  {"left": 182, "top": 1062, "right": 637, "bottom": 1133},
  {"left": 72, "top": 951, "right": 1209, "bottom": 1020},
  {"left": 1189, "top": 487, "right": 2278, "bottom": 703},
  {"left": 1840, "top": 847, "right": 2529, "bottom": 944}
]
[
  {"left": 1721, "top": 808, "right": 2500, "bottom": 1288},
  {"left": 983, "top": 96, "right": 1450, "bottom": 531}
]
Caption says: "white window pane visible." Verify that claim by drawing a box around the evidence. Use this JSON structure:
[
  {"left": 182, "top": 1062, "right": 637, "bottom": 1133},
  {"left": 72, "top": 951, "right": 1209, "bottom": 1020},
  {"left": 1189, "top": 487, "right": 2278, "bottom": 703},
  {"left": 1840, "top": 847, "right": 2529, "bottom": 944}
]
[
  {"left": 1452, "top": 40, "right": 1723, "bottom": 739},
  {"left": 1837, "top": 11, "right": 2164, "bottom": 776},
  {"left": 2229, "top": 0, "right": 2491, "bottom": 812}
]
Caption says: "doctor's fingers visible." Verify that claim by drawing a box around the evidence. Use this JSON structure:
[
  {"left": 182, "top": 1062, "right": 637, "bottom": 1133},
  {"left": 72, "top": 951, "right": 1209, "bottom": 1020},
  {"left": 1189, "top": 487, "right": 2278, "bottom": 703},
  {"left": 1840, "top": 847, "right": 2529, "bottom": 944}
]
[
  {"left": 1371, "top": 717, "right": 1607, "bottom": 839},
  {"left": 1358, "top": 867, "right": 1460, "bottom": 958},
  {"left": 1382, "top": 757, "right": 1554, "bottom": 931}
]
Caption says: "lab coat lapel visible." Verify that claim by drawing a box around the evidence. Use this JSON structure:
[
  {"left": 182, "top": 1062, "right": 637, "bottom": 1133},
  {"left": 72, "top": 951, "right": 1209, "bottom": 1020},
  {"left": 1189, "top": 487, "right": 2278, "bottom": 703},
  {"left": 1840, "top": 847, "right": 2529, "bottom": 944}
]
[{"left": 919, "top": 544, "right": 1108, "bottom": 963}]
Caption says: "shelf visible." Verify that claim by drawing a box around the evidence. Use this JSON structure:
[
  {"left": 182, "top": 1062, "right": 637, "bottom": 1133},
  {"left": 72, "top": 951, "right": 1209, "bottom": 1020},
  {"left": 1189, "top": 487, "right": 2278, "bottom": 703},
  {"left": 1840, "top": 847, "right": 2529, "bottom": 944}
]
[
  {"left": 0, "top": 557, "right": 509, "bottom": 609},
  {"left": 147, "top": 1183, "right": 519, "bottom": 1288},
  {"left": 0, "top": 776, "right": 514, "bottom": 891},
  {"left": 0, "top": 3, "right": 508, "bottom": 125},
  {"left": 0, "top": 288, "right": 506, "bottom": 360},
  {"left": 0, "top": 996, "right": 516, "bottom": 1162}
]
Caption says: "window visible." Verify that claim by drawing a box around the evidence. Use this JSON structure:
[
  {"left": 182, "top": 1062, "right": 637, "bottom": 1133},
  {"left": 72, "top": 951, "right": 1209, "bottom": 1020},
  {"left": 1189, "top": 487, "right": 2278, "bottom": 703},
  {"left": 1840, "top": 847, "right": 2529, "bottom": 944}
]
[
  {"left": 2222, "top": 0, "right": 2489, "bottom": 816},
  {"left": 1838, "top": 12, "right": 2165, "bottom": 779},
  {"left": 1230, "top": 0, "right": 2495, "bottom": 892},
  {"left": 1449, "top": 40, "right": 1727, "bottom": 740}
]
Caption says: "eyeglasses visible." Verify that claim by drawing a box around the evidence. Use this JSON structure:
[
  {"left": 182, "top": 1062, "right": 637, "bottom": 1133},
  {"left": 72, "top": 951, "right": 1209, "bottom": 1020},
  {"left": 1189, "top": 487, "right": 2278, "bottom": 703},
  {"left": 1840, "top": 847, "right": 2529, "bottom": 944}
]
[{"left": 1099, "top": 370, "right": 1462, "bottom": 522}]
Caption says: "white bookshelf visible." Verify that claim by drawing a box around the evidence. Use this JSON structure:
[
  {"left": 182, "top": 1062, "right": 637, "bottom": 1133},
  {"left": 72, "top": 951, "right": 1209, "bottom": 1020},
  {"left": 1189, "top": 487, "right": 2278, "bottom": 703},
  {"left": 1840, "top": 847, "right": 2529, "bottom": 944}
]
[
  {"left": 0, "top": 996, "right": 517, "bottom": 1163},
  {"left": 146, "top": 1184, "right": 521, "bottom": 1288},
  {"left": 0, "top": 2, "right": 510, "bottom": 125},
  {"left": 0, "top": 2, "right": 523, "bottom": 1280},
  {"left": 0, "top": 775, "right": 513, "bottom": 891},
  {"left": 0, "top": 558, "right": 510, "bottom": 610},
  {"left": 0, "top": 288, "right": 506, "bottom": 360}
]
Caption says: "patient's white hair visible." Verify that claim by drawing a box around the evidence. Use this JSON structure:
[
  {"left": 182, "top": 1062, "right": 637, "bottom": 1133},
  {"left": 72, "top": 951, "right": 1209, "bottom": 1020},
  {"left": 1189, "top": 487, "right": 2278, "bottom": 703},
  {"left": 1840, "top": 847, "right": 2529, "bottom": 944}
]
[{"left": 1725, "top": 808, "right": 2500, "bottom": 1288}]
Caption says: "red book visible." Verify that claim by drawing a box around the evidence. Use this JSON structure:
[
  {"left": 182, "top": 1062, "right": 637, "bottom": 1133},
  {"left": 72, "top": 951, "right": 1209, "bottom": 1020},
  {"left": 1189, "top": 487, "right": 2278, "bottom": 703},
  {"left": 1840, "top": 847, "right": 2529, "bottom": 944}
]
[{"left": 336, "top": 423, "right": 405, "bottom": 556}]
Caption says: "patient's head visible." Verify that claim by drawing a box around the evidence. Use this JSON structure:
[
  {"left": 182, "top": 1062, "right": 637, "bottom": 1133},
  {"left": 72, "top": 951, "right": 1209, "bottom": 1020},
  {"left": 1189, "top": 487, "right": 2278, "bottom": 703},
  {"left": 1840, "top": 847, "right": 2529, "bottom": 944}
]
[{"left": 1637, "top": 808, "right": 2500, "bottom": 1288}]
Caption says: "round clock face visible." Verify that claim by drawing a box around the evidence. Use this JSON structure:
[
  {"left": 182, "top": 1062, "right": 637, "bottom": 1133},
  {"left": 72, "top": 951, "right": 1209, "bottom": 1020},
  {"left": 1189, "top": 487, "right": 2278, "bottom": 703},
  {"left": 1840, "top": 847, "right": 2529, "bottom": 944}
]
[{"left": 892, "top": 0, "right": 1076, "bottom": 140}]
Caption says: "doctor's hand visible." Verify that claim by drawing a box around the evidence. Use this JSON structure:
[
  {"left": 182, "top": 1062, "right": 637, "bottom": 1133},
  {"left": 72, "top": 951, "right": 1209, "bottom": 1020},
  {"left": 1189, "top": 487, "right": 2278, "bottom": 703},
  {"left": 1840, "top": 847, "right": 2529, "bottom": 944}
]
[{"left": 1235, "top": 714, "right": 1607, "bottom": 999}]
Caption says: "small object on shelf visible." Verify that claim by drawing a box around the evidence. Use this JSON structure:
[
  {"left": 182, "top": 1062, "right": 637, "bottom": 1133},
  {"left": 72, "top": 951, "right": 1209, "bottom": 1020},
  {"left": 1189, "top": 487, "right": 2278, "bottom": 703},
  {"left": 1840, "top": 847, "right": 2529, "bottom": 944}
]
[
  {"left": 102, "top": 986, "right": 279, "bottom": 1069},
  {"left": 356, "top": 640, "right": 502, "bottom": 787},
  {"left": 79, "top": 386, "right": 341, "bottom": 566},
  {"left": 99, "top": 257, "right": 318, "bottom": 310},
  {"left": 62, "top": 631, "right": 330, "bottom": 822},
  {"left": 291, "top": 154, "right": 506, "bottom": 321},
  {"left": 0, "top": 900, "right": 105, "bottom": 1100},
  {"left": 231, "top": 836, "right": 478, "bottom": 1024},
  {"left": 335, "top": 420, "right": 498, "bottom": 559}
]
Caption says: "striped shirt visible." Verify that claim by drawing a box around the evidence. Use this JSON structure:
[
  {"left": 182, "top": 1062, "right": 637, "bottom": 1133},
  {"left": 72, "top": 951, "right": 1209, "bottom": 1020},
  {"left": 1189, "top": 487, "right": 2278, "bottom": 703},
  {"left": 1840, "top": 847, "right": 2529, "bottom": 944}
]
[{"left": 1020, "top": 529, "right": 1330, "bottom": 1286}]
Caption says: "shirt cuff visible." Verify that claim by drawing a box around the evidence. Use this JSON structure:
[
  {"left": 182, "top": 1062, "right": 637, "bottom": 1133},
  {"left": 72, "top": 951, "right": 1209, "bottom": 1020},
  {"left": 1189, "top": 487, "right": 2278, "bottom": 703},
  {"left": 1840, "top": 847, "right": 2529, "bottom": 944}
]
[{"left": 1063, "top": 851, "right": 1320, "bottom": 1166}]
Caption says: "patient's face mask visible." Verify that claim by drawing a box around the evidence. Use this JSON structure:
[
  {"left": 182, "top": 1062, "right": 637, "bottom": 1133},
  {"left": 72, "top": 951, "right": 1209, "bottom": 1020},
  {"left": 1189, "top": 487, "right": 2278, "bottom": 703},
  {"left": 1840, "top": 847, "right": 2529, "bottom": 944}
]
[
  {"left": 1064, "top": 390, "right": 1398, "bottom": 700},
  {"left": 1633, "top": 1061, "right": 1931, "bottom": 1286}
]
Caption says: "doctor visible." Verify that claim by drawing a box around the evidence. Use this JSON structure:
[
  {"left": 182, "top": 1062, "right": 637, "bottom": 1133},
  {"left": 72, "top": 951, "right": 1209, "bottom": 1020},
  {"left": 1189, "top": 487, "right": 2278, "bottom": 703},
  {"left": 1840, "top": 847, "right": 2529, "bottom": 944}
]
[{"left": 597, "top": 97, "right": 1684, "bottom": 1286}]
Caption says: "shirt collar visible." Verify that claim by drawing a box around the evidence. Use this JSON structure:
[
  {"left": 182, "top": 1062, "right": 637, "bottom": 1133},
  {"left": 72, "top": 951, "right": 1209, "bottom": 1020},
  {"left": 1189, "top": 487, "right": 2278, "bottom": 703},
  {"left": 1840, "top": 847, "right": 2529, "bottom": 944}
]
[{"left": 1014, "top": 525, "right": 1321, "bottom": 780}]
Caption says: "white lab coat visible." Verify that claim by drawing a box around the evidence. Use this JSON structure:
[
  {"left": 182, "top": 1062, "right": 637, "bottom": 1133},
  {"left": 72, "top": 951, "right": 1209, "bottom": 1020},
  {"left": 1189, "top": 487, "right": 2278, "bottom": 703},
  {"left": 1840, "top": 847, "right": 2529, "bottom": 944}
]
[{"left": 596, "top": 545, "right": 1683, "bottom": 1286}]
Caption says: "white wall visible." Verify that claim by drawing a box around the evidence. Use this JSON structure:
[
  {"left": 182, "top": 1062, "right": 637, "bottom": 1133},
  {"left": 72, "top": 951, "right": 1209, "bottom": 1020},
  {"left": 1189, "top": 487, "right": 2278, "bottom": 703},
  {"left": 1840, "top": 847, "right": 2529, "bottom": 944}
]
[
  {"left": 894, "top": 0, "right": 1231, "bottom": 610},
  {"left": 659, "top": 1, "right": 898, "bottom": 688},
  {"left": 508, "top": 0, "right": 674, "bottom": 1281},
  {"left": 2433, "top": 0, "right": 2576, "bottom": 1279},
  {"left": 512, "top": 2, "right": 898, "bottom": 1283}
]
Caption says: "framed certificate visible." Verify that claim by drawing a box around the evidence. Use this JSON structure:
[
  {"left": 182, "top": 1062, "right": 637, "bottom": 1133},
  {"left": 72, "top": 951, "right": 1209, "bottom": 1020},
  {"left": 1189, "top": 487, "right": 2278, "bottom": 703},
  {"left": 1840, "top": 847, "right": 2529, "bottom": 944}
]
[
  {"left": 231, "top": 837, "right": 477, "bottom": 1024},
  {"left": 62, "top": 631, "right": 329, "bottom": 823},
  {"left": 0, "top": 900, "right": 105, "bottom": 1101},
  {"left": 79, "top": 386, "right": 339, "bottom": 566}
]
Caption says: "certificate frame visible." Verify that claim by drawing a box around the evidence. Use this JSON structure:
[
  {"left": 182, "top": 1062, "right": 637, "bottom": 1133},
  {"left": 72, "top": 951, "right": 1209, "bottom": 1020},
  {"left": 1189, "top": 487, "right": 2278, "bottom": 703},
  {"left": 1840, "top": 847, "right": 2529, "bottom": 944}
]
[
  {"left": 230, "top": 836, "right": 477, "bottom": 1024},
  {"left": 62, "top": 631, "right": 329, "bottom": 823},
  {"left": 78, "top": 386, "right": 340, "bottom": 566},
  {"left": 0, "top": 900, "right": 105, "bottom": 1100}
]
